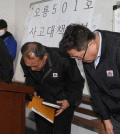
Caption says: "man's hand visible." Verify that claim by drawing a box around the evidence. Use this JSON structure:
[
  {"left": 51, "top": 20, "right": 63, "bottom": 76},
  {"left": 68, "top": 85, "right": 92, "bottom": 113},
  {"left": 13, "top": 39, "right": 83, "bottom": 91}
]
[
  {"left": 104, "top": 119, "right": 114, "bottom": 134},
  {"left": 55, "top": 100, "right": 70, "bottom": 116},
  {"left": 34, "top": 92, "right": 40, "bottom": 98}
]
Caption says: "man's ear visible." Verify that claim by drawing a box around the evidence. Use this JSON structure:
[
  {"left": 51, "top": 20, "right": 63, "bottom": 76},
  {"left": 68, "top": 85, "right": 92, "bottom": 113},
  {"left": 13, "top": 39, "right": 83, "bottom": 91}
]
[
  {"left": 43, "top": 53, "right": 48, "bottom": 60},
  {"left": 88, "top": 40, "right": 99, "bottom": 54},
  {"left": 89, "top": 40, "right": 96, "bottom": 49}
]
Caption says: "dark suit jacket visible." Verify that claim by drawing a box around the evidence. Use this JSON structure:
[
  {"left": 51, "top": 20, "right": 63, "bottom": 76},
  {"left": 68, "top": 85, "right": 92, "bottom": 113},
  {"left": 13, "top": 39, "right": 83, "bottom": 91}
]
[
  {"left": 0, "top": 38, "right": 13, "bottom": 83},
  {"left": 83, "top": 30, "right": 120, "bottom": 121},
  {"left": 21, "top": 47, "right": 84, "bottom": 105}
]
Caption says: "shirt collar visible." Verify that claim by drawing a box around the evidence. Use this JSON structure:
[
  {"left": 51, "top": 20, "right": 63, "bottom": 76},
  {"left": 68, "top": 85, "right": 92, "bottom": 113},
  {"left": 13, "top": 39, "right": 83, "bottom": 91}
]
[{"left": 94, "top": 31, "right": 102, "bottom": 58}]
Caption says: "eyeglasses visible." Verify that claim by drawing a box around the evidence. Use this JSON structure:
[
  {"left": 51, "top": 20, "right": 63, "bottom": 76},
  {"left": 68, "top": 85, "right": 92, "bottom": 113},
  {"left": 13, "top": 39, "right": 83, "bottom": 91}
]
[
  {"left": 81, "top": 43, "right": 88, "bottom": 61},
  {"left": 70, "top": 43, "right": 89, "bottom": 61}
]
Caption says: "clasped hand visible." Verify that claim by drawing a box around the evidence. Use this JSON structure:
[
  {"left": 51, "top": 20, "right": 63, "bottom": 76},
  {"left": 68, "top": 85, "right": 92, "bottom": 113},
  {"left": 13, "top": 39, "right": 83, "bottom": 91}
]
[{"left": 55, "top": 100, "right": 70, "bottom": 116}]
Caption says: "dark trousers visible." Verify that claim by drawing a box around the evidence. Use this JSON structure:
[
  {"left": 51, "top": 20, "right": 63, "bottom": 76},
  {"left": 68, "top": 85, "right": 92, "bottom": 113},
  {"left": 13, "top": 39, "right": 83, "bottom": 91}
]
[
  {"left": 35, "top": 106, "right": 75, "bottom": 134},
  {"left": 111, "top": 116, "right": 120, "bottom": 134}
]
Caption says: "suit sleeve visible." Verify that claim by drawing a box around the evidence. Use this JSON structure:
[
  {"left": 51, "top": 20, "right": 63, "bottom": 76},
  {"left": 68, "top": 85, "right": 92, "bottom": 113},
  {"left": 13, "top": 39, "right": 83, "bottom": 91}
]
[{"left": 64, "top": 58, "right": 84, "bottom": 105}]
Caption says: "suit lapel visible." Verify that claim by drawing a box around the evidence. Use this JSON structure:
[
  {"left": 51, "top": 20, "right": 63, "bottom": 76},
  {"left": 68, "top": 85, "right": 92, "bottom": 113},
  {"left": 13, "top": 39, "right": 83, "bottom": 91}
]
[{"left": 84, "top": 62, "right": 97, "bottom": 79}]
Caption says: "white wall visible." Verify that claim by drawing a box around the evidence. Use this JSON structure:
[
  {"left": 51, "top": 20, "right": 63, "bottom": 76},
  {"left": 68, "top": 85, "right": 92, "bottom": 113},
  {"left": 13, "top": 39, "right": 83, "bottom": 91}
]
[
  {"left": 0, "top": 0, "right": 15, "bottom": 34},
  {"left": 94, "top": 0, "right": 116, "bottom": 31},
  {"left": 14, "top": 0, "right": 38, "bottom": 71}
]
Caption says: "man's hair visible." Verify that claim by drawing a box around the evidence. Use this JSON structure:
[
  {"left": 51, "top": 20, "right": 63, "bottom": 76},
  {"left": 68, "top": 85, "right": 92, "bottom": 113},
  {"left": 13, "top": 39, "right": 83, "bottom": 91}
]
[
  {"left": 59, "top": 24, "right": 95, "bottom": 51},
  {"left": 21, "top": 42, "right": 47, "bottom": 59},
  {"left": 0, "top": 19, "right": 7, "bottom": 29}
]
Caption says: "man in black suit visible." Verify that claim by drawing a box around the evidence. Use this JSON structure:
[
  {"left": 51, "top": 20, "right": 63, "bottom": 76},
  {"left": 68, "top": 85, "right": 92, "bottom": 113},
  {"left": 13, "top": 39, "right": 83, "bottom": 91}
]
[
  {"left": 59, "top": 24, "right": 120, "bottom": 134},
  {"left": 20, "top": 42, "right": 84, "bottom": 134},
  {"left": 0, "top": 38, "right": 13, "bottom": 83}
]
